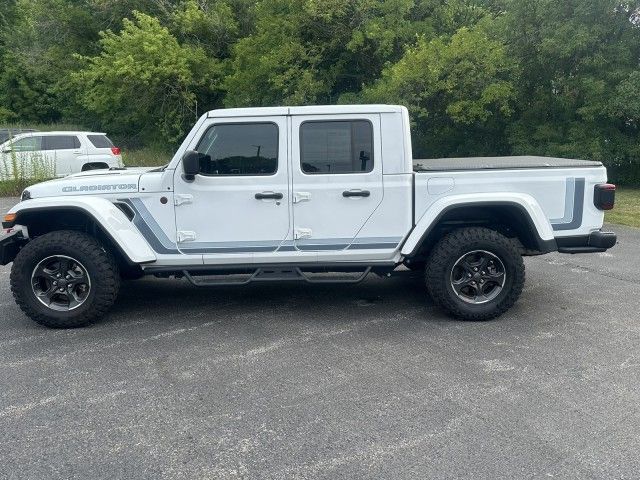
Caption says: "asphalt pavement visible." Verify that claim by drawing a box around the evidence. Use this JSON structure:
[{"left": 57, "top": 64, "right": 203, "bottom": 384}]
[{"left": 1, "top": 196, "right": 639, "bottom": 479}]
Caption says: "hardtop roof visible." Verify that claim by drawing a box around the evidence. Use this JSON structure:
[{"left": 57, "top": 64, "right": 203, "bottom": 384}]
[{"left": 206, "top": 104, "right": 405, "bottom": 118}]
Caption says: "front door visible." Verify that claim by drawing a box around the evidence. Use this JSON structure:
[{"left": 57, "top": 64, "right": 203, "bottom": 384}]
[
  {"left": 290, "top": 114, "right": 384, "bottom": 251},
  {"left": 173, "top": 116, "right": 290, "bottom": 261},
  {"left": 1, "top": 135, "right": 45, "bottom": 180}
]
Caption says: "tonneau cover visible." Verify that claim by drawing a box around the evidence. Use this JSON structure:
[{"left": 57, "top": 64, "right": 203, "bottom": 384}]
[{"left": 413, "top": 155, "right": 602, "bottom": 172}]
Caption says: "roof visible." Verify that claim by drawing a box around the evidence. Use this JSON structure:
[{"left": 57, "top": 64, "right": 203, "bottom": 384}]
[
  {"left": 206, "top": 105, "right": 405, "bottom": 118},
  {"left": 2, "top": 131, "right": 107, "bottom": 142},
  {"left": 17, "top": 131, "right": 107, "bottom": 136}
]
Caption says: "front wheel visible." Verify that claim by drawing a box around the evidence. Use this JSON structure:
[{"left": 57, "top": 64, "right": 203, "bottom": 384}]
[
  {"left": 425, "top": 227, "right": 525, "bottom": 321},
  {"left": 10, "top": 230, "right": 120, "bottom": 328}
]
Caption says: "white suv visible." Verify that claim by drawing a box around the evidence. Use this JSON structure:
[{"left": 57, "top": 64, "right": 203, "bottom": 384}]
[{"left": 0, "top": 131, "right": 123, "bottom": 179}]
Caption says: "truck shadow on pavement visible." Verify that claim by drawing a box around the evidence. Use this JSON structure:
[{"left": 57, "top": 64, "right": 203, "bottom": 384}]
[{"left": 107, "top": 272, "right": 450, "bottom": 329}]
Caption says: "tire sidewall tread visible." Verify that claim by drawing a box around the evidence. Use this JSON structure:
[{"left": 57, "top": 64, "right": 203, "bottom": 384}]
[
  {"left": 425, "top": 227, "right": 525, "bottom": 321},
  {"left": 10, "top": 230, "right": 120, "bottom": 328}
]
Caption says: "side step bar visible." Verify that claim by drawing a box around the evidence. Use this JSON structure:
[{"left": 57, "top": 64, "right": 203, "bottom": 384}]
[{"left": 182, "top": 267, "right": 372, "bottom": 287}]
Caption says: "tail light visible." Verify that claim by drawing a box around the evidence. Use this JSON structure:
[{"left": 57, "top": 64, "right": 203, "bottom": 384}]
[
  {"left": 111, "top": 147, "right": 121, "bottom": 156},
  {"left": 594, "top": 183, "right": 616, "bottom": 210}
]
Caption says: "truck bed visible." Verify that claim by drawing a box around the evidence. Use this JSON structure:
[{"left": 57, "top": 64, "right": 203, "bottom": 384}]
[{"left": 413, "top": 156, "right": 602, "bottom": 172}]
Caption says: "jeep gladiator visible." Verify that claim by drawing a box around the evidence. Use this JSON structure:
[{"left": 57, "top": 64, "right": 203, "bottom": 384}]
[{"left": 1, "top": 105, "right": 617, "bottom": 328}]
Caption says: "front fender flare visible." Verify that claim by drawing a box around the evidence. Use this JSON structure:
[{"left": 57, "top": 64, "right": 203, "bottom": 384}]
[
  {"left": 4, "top": 197, "right": 157, "bottom": 264},
  {"left": 401, "top": 193, "right": 556, "bottom": 256}
]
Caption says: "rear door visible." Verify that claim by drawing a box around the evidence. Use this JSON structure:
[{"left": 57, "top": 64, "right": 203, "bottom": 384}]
[
  {"left": 43, "top": 135, "right": 83, "bottom": 176},
  {"left": 290, "top": 114, "right": 383, "bottom": 250}
]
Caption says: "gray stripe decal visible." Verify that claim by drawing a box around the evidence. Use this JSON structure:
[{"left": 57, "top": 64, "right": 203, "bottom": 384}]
[
  {"left": 181, "top": 244, "right": 279, "bottom": 254},
  {"left": 348, "top": 242, "right": 400, "bottom": 250},
  {"left": 120, "top": 198, "right": 179, "bottom": 254},
  {"left": 550, "top": 178, "right": 584, "bottom": 231},
  {"left": 120, "top": 198, "right": 401, "bottom": 254}
]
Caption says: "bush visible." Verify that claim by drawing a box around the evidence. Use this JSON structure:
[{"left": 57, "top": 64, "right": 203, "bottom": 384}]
[{"left": 607, "top": 161, "right": 640, "bottom": 187}]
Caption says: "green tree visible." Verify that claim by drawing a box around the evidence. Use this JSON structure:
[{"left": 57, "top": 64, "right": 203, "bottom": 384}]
[
  {"left": 0, "top": 0, "right": 99, "bottom": 123},
  {"left": 74, "top": 11, "right": 222, "bottom": 144},
  {"left": 171, "top": 0, "right": 240, "bottom": 57},
  {"left": 363, "top": 26, "right": 517, "bottom": 157},
  {"left": 224, "top": 0, "right": 496, "bottom": 107},
  {"left": 500, "top": 0, "right": 640, "bottom": 173}
]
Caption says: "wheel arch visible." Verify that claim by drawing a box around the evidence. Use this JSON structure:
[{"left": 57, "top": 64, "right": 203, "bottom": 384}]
[
  {"left": 81, "top": 162, "right": 110, "bottom": 171},
  {"left": 4, "top": 198, "right": 156, "bottom": 266},
  {"left": 402, "top": 199, "right": 557, "bottom": 259}
]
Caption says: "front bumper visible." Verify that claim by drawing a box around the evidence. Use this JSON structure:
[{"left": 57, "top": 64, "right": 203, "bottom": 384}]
[
  {"left": 0, "top": 229, "right": 25, "bottom": 265},
  {"left": 556, "top": 230, "right": 617, "bottom": 254}
]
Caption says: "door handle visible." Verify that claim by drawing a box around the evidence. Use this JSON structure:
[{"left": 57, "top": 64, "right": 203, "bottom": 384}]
[
  {"left": 342, "top": 190, "right": 370, "bottom": 198},
  {"left": 255, "top": 192, "right": 283, "bottom": 200}
]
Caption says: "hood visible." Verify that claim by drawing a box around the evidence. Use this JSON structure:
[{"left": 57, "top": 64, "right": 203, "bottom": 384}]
[{"left": 23, "top": 168, "right": 156, "bottom": 199}]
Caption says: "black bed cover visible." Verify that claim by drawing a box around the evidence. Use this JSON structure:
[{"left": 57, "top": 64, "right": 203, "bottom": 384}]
[{"left": 413, "top": 155, "right": 602, "bottom": 172}]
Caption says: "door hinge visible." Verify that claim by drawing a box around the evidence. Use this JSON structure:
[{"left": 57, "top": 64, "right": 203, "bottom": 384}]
[
  {"left": 294, "top": 228, "right": 312, "bottom": 240},
  {"left": 174, "top": 194, "right": 193, "bottom": 206},
  {"left": 177, "top": 231, "right": 197, "bottom": 243},
  {"left": 293, "top": 192, "right": 311, "bottom": 204}
]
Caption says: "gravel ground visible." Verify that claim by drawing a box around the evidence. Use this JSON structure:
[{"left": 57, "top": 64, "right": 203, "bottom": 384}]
[{"left": 1, "top": 194, "right": 639, "bottom": 479}]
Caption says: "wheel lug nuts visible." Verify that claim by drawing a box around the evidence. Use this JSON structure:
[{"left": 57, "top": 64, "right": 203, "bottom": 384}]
[
  {"left": 473, "top": 267, "right": 478, "bottom": 272},
  {"left": 53, "top": 281, "right": 58, "bottom": 286}
]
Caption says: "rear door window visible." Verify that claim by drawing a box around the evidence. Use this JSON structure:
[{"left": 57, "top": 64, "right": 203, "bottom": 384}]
[
  {"left": 43, "top": 135, "right": 80, "bottom": 150},
  {"left": 87, "top": 135, "right": 114, "bottom": 148},
  {"left": 300, "top": 120, "right": 373, "bottom": 174}
]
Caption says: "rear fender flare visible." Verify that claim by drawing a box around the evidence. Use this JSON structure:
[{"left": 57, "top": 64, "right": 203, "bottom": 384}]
[{"left": 401, "top": 193, "right": 555, "bottom": 256}]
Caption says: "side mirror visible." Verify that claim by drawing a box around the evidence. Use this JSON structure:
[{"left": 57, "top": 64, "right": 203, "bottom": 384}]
[
  {"left": 2, "top": 146, "right": 11, "bottom": 154},
  {"left": 182, "top": 150, "right": 201, "bottom": 180}
]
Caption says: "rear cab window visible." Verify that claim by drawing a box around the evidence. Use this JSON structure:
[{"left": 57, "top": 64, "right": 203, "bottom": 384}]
[{"left": 87, "top": 135, "right": 114, "bottom": 149}]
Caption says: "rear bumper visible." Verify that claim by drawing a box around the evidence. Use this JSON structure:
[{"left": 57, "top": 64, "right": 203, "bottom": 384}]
[
  {"left": 0, "top": 229, "right": 25, "bottom": 265},
  {"left": 556, "top": 230, "right": 617, "bottom": 254}
]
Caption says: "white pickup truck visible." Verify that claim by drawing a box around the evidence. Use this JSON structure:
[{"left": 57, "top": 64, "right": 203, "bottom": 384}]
[{"left": 1, "top": 105, "right": 617, "bottom": 328}]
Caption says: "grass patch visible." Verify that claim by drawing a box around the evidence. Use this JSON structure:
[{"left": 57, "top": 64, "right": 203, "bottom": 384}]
[
  {"left": 0, "top": 179, "right": 41, "bottom": 197},
  {"left": 122, "top": 148, "right": 171, "bottom": 167},
  {"left": 606, "top": 188, "right": 640, "bottom": 228},
  {"left": 1, "top": 149, "right": 55, "bottom": 197}
]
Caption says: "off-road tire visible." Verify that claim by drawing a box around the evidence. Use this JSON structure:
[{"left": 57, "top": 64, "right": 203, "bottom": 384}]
[
  {"left": 425, "top": 227, "right": 525, "bottom": 321},
  {"left": 10, "top": 230, "right": 120, "bottom": 328},
  {"left": 404, "top": 260, "right": 426, "bottom": 272},
  {"left": 119, "top": 265, "right": 145, "bottom": 281}
]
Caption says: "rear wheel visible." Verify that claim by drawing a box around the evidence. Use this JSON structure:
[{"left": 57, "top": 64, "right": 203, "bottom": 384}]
[
  {"left": 425, "top": 227, "right": 525, "bottom": 321},
  {"left": 10, "top": 230, "right": 120, "bottom": 328},
  {"left": 81, "top": 163, "right": 109, "bottom": 171}
]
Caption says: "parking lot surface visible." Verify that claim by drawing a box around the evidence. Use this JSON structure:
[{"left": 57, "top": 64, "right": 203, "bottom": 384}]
[{"left": 1, "top": 195, "right": 639, "bottom": 479}]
